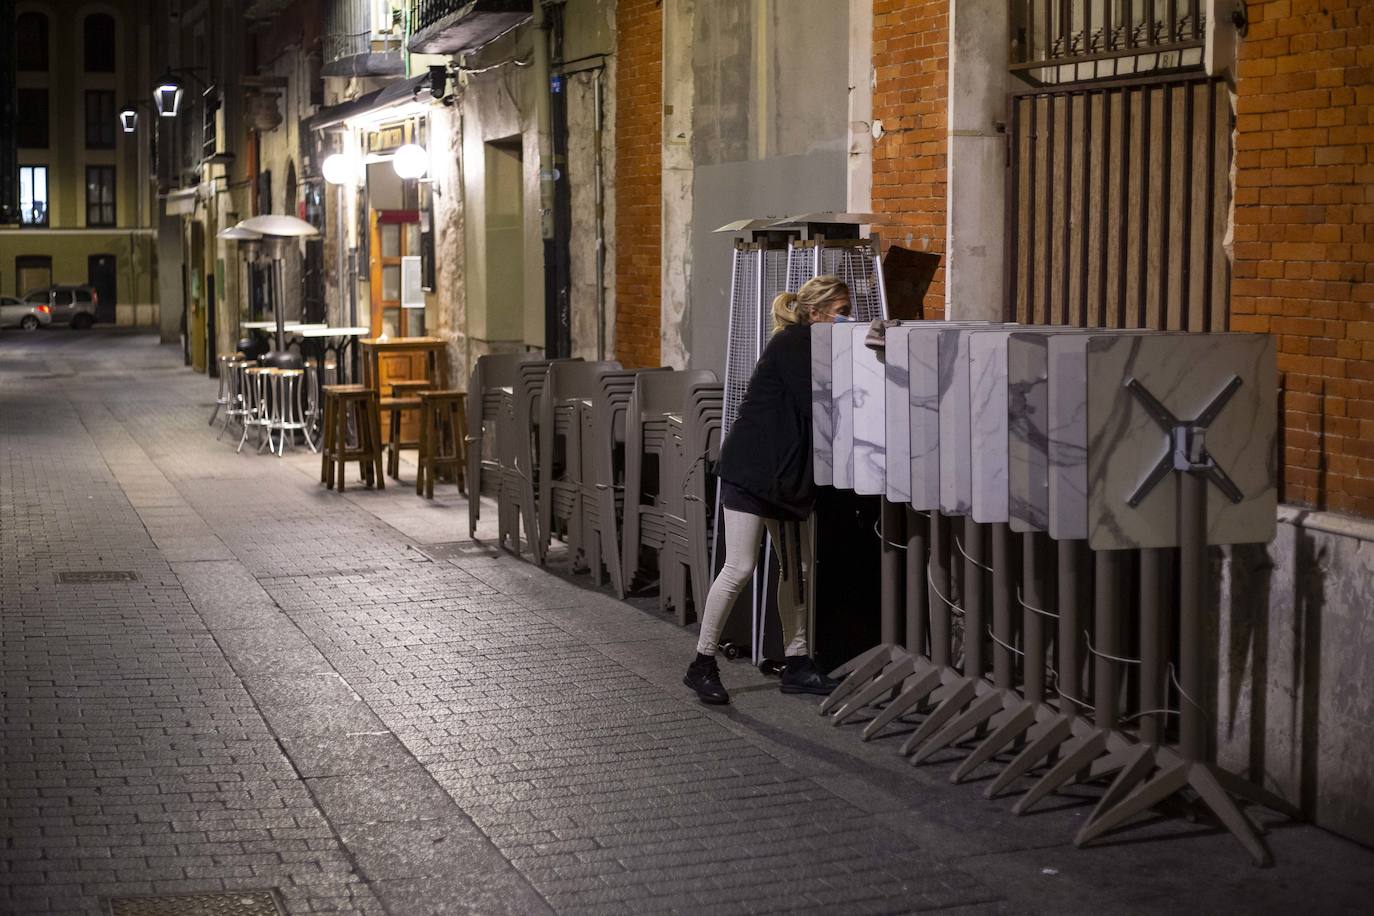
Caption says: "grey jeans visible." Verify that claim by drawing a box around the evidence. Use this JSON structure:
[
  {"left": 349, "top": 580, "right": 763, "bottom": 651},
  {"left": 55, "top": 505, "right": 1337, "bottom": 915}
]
[{"left": 695, "top": 508, "right": 812, "bottom": 657}]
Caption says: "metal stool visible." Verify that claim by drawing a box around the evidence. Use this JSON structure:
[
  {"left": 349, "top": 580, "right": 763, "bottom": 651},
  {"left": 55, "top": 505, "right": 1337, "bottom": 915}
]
[
  {"left": 416, "top": 390, "right": 467, "bottom": 499},
  {"left": 267, "top": 368, "right": 315, "bottom": 457},
  {"left": 218, "top": 358, "right": 253, "bottom": 441},
  {"left": 237, "top": 366, "right": 275, "bottom": 454},
  {"left": 320, "top": 385, "right": 384, "bottom": 491},
  {"left": 209, "top": 353, "right": 237, "bottom": 426}
]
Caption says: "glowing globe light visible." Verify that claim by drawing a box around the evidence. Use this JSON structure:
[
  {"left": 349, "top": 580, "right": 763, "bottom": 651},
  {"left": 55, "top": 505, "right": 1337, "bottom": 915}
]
[{"left": 391, "top": 143, "right": 429, "bottom": 180}]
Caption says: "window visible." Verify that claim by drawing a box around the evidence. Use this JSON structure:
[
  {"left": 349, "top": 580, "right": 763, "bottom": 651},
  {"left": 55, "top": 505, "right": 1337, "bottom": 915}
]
[
  {"left": 83, "top": 14, "right": 115, "bottom": 72},
  {"left": 85, "top": 91, "right": 116, "bottom": 149},
  {"left": 17, "top": 89, "right": 48, "bottom": 149},
  {"left": 16, "top": 12, "right": 48, "bottom": 71},
  {"left": 86, "top": 166, "right": 116, "bottom": 227},
  {"left": 19, "top": 166, "right": 48, "bottom": 226}
]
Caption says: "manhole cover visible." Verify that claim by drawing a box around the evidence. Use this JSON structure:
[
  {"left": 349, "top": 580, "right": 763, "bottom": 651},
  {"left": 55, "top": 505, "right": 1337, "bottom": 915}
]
[
  {"left": 419, "top": 541, "right": 499, "bottom": 560},
  {"left": 105, "top": 890, "right": 285, "bottom": 916},
  {"left": 57, "top": 570, "right": 140, "bottom": 584}
]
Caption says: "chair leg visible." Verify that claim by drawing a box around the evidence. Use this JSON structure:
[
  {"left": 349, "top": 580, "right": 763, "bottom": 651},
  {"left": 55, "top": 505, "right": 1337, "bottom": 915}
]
[{"left": 370, "top": 399, "right": 386, "bottom": 490}]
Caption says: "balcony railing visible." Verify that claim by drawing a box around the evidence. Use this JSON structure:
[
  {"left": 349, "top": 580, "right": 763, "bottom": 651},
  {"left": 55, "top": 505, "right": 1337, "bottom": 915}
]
[
  {"left": 408, "top": 0, "right": 532, "bottom": 55},
  {"left": 323, "top": 0, "right": 404, "bottom": 77},
  {"left": 1011, "top": 0, "right": 1207, "bottom": 85}
]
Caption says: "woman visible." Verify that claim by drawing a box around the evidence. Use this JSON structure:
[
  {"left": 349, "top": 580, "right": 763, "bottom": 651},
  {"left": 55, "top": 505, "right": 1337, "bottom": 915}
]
[{"left": 684, "top": 275, "right": 852, "bottom": 704}]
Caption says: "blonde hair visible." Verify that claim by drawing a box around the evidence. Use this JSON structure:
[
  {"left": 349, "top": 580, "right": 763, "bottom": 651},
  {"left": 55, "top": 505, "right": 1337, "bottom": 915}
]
[{"left": 771, "top": 275, "right": 850, "bottom": 333}]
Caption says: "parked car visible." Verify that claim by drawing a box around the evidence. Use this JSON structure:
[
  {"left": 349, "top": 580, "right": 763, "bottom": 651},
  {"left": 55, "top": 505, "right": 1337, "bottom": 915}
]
[
  {"left": 0, "top": 294, "right": 53, "bottom": 331},
  {"left": 23, "top": 285, "right": 98, "bottom": 329}
]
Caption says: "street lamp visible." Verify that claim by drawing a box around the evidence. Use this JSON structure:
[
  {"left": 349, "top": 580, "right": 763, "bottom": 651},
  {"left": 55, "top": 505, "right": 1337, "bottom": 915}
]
[
  {"left": 119, "top": 105, "right": 139, "bottom": 132},
  {"left": 154, "top": 70, "right": 185, "bottom": 117}
]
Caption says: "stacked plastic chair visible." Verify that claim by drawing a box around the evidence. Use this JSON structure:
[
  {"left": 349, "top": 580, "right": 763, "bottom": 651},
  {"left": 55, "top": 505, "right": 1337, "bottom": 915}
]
[
  {"left": 659, "top": 381, "right": 724, "bottom": 624},
  {"left": 539, "top": 360, "right": 623, "bottom": 568},
  {"left": 577, "top": 368, "right": 643, "bottom": 597},
  {"left": 620, "top": 370, "right": 718, "bottom": 606},
  {"left": 467, "top": 353, "right": 537, "bottom": 538}
]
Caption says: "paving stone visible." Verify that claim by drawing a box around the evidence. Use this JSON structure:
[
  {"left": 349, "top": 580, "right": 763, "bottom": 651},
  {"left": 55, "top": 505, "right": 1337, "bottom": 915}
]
[{"left": 5, "top": 332, "right": 1372, "bottom": 916}]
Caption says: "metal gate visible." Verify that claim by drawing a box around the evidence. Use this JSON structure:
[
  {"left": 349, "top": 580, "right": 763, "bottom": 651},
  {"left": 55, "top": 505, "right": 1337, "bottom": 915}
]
[{"left": 1005, "top": 72, "right": 1231, "bottom": 331}]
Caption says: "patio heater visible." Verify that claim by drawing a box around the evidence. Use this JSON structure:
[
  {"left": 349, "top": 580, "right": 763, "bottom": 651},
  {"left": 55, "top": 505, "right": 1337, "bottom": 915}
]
[
  {"left": 216, "top": 225, "right": 263, "bottom": 355},
  {"left": 238, "top": 214, "right": 320, "bottom": 369}
]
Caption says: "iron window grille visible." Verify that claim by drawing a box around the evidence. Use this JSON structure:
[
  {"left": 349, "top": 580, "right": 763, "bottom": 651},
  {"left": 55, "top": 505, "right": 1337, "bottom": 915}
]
[{"left": 1010, "top": 0, "right": 1207, "bottom": 86}]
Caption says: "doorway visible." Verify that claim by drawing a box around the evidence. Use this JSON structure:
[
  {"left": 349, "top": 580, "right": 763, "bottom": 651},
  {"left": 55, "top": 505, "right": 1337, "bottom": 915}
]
[
  {"left": 368, "top": 209, "right": 420, "bottom": 338},
  {"left": 88, "top": 254, "right": 117, "bottom": 323}
]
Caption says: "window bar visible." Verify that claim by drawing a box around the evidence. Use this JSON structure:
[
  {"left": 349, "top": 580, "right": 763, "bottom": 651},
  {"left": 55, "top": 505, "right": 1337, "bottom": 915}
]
[
  {"left": 1080, "top": 92, "right": 1094, "bottom": 328},
  {"left": 1202, "top": 80, "right": 1217, "bottom": 330},
  {"left": 1136, "top": 87, "right": 1152, "bottom": 329},
  {"left": 1158, "top": 83, "right": 1173, "bottom": 331},
  {"left": 1085, "top": 0, "right": 1093, "bottom": 65},
  {"left": 1060, "top": 0, "right": 1071, "bottom": 66},
  {"left": 1097, "top": 90, "right": 1111, "bottom": 327},
  {"left": 1116, "top": 88, "right": 1131, "bottom": 329},
  {"left": 1061, "top": 92, "right": 1073, "bottom": 325},
  {"left": 1005, "top": 99, "right": 1022, "bottom": 322},
  {"left": 1044, "top": 96, "right": 1055, "bottom": 324},
  {"left": 1038, "top": 0, "right": 1049, "bottom": 70},
  {"left": 1027, "top": 98, "right": 1039, "bottom": 323},
  {"left": 1125, "top": 0, "right": 1136, "bottom": 50},
  {"left": 1179, "top": 83, "right": 1195, "bottom": 331},
  {"left": 1168, "top": 0, "right": 1178, "bottom": 44}
]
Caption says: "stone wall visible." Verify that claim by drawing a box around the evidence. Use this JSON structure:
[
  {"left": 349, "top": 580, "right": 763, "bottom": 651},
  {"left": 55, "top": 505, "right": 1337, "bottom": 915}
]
[{"left": 1216, "top": 508, "right": 1374, "bottom": 847}]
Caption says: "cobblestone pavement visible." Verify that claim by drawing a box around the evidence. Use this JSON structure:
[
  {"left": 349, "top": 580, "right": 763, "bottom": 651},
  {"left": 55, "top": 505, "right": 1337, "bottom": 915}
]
[{"left": 3, "top": 331, "right": 1372, "bottom": 916}]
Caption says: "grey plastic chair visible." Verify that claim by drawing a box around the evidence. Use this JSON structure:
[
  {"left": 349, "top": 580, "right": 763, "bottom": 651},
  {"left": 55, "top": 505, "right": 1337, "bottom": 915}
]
[
  {"left": 467, "top": 353, "right": 537, "bottom": 538},
  {"left": 621, "top": 369, "right": 718, "bottom": 598},
  {"left": 579, "top": 368, "right": 646, "bottom": 597},
  {"left": 539, "top": 360, "right": 623, "bottom": 566}
]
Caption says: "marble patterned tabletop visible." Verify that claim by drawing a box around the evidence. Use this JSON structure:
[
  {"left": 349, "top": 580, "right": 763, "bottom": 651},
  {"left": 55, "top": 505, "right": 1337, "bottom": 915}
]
[{"left": 1085, "top": 333, "right": 1277, "bottom": 550}]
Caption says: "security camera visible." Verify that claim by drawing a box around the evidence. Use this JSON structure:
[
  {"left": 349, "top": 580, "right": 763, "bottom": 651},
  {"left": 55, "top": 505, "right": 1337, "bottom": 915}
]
[{"left": 428, "top": 65, "right": 447, "bottom": 101}]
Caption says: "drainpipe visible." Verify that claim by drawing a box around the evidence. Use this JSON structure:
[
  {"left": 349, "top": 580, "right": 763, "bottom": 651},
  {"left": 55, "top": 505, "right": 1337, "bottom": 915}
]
[
  {"left": 541, "top": 0, "right": 572, "bottom": 358},
  {"left": 593, "top": 65, "right": 605, "bottom": 361}
]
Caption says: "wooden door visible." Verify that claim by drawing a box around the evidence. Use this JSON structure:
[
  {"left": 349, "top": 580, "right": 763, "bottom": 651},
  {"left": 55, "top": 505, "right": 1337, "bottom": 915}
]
[{"left": 368, "top": 209, "right": 421, "bottom": 338}]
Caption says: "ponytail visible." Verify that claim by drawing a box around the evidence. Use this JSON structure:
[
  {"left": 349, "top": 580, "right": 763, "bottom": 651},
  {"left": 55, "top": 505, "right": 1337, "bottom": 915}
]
[{"left": 771, "top": 291, "right": 802, "bottom": 333}]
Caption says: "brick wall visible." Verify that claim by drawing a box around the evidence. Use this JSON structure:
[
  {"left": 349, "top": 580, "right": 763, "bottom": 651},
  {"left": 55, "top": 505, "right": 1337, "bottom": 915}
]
[
  {"left": 870, "top": 0, "right": 949, "bottom": 319},
  {"left": 613, "top": 0, "right": 663, "bottom": 369},
  {"left": 1231, "top": 1, "right": 1374, "bottom": 516}
]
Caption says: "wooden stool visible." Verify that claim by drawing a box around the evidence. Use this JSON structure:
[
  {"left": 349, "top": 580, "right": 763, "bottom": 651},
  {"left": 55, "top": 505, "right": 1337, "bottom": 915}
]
[
  {"left": 383, "top": 386, "right": 427, "bottom": 481},
  {"left": 321, "top": 384, "right": 384, "bottom": 492},
  {"left": 416, "top": 390, "right": 468, "bottom": 499}
]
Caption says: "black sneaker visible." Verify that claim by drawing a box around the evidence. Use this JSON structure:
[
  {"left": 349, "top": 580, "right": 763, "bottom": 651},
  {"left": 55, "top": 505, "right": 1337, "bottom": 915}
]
[
  {"left": 684, "top": 656, "right": 730, "bottom": 705},
  {"left": 780, "top": 657, "right": 840, "bottom": 696}
]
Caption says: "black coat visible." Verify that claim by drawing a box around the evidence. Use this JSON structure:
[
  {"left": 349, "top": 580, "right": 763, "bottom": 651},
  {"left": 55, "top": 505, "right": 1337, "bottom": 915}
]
[{"left": 715, "top": 323, "right": 814, "bottom": 520}]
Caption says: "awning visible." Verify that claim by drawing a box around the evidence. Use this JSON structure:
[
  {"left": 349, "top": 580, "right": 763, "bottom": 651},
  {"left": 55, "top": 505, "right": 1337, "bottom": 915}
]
[{"left": 305, "top": 73, "right": 431, "bottom": 132}]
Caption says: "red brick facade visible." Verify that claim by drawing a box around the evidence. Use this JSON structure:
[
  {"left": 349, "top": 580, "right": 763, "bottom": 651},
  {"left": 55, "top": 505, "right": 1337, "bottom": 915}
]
[
  {"left": 870, "top": 0, "right": 949, "bottom": 320},
  {"left": 613, "top": 0, "right": 663, "bottom": 369},
  {"left": 1231, "top": 0, "right": 1374, "bottom": 515}
]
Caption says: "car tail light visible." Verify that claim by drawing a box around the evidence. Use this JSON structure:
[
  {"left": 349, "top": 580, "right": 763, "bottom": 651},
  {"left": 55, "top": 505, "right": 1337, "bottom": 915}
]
[
  {"left": 37, "top": 304, "right": 50, "bottom": 314},
  {"left": 91, "top": 290, "right": 99, "bottom": 306}
]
